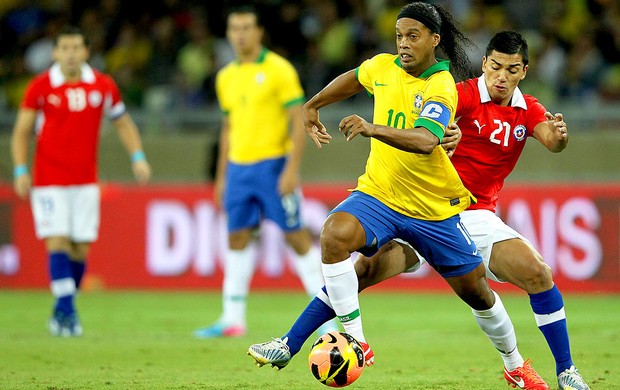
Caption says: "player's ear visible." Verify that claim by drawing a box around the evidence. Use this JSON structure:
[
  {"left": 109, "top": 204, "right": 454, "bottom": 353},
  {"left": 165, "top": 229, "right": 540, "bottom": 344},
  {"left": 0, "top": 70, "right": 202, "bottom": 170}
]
[
  {"left": 432, "top": 32, "right": 440, "bottom": 48},
  {"left": 521, "top": 64, "right": 528, "bottom": 80},
  {"left": 481, "top": 56, "right": 487, "bottom": 72}
]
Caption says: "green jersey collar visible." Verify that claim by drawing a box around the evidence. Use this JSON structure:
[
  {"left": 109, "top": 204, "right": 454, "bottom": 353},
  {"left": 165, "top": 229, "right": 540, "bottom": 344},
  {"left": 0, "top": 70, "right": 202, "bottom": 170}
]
[
  {"left": 235, "top": 47, "right": 268, "bottom": 64},
  {"left": 393, "top": 57, "right": 451, "bottom": 78}
]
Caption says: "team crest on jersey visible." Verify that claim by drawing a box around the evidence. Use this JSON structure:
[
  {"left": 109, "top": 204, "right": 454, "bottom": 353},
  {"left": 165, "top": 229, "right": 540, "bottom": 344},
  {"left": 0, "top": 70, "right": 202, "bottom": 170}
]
[
  {"left": 412, "top": 92, "right": 424, "bottom": 114},
  {"left": 88, "top": 90, "right": 103, "bottom": 107},
  {"left": 47, "top": 94, "right": 61, "bottom": 107},
  {"left": 513, "top": 124, "right": 527, "bottom": 141},
  {"left": 256, "top": 72, "right": 266, "bottom": 84}
]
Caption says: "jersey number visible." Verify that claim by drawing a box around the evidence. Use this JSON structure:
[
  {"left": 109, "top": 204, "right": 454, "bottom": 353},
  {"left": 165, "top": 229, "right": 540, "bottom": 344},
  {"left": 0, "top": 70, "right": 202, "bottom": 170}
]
[
  {"left": 386, "top": 109, "right": 406, "bottom": 129},
  {"left": 65, "top": 88, "right": 87, "bottom": 112},
  {"left": 490, "top": 119, "right": 511, "bottom": 147}
]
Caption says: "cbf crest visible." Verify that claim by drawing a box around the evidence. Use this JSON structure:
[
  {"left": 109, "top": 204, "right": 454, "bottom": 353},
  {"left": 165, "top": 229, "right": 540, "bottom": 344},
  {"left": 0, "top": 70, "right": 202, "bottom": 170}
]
[{"left": 412, "top": 91, "right": 424, "bottom": 115}]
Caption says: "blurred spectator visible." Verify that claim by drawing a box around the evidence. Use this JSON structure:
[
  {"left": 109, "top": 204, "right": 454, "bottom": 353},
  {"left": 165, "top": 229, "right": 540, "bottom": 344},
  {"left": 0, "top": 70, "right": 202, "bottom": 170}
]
[
  {"left": 176, "top": 10, "right": 217, "bottom": 106},
  {"left": 24, "top": 15, "right": 65, "bottom": 74},
  {"left": 591, "top": 0, "right": 620, "bottom": 100},
  {"left": 105, "top": 21, "right": 153, "bottom": 106},
  {"left": 2, "top": 0, "right": 620, "bottom": 113},
  {"left": 2, "top": 53, "right": 30, "bottom": 109},
  {"left": 78, "top": 8, "right": 106, "bottom": 71},
  {"left": 314, "top": 0, "right": 355, "bottom": 82}
]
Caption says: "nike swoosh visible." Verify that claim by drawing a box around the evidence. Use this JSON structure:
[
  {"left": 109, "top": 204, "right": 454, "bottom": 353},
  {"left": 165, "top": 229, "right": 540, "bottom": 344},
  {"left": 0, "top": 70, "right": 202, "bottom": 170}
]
[
  {"left": 374, "top": 81, "right": 388, "bottom": 86},
  {"left": 506, "top": 372, "right": 525, "bottom": 388}
]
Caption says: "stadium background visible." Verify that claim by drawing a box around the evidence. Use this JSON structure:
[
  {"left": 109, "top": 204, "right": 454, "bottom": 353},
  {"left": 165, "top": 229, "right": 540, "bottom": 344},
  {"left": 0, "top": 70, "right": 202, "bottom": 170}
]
[{"left": 0, "top": 0, "right": 619, "bottom": 293}]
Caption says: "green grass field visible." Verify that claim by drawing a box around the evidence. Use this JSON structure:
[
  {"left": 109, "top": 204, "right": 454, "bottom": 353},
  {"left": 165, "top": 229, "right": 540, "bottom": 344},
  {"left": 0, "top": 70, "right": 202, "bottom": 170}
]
[{"left": 0, "top": 290, "right": 618, "bottom": 389}]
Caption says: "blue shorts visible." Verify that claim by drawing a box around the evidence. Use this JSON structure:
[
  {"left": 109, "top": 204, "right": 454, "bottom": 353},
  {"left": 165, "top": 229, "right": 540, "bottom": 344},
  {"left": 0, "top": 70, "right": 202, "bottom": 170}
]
[
  {"left": 331, "top": 191, "right": 481, "bottom": 278},
  {"left": 225, "top": 157, "right": 303, "bottom": 233}
]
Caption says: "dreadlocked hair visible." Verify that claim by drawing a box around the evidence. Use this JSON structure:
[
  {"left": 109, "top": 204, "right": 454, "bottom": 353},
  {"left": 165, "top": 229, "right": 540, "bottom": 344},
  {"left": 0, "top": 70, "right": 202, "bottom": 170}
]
[{"left": 430, "top": 3, "right": 476, "bottom": 80}]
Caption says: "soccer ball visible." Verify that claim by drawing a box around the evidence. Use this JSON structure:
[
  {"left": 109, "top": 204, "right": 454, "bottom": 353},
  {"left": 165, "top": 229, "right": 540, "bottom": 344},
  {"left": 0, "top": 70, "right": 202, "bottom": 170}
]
[{"left": 308, "top": 331, "right": 365, "bottom": 387}]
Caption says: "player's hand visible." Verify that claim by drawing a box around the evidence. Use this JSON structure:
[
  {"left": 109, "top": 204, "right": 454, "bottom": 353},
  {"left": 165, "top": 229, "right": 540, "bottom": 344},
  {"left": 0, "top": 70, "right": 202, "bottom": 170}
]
[
  {"left": 14, "top": 173, "right": 31, "bottom": 199},
  {"left": 303, "top": 106, "right": 332, "bottom": 148},
  {"left": 278, "top": 166, "right": 299, "bottom": 196},
  {"left": 441, "top": 122, "right": 461, "bottom": 158},
  {"left": 545, "top": 111, "right": 568, "bottom": 141},
  {"left": 339, "top": 115, "right": 375, "bottom": 141},
  {"left": 132, "top": 160, "right": 151, "bottom": 184}
]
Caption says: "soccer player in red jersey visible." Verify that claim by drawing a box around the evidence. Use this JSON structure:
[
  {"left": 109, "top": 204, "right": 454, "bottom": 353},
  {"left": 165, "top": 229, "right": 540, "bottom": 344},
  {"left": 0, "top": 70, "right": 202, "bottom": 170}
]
[
  {"left": 248, "top": 31, "right": 589, "bottom": 390},
  {"left": 11, "top": 25, "right": 151, "bottom": 337}
]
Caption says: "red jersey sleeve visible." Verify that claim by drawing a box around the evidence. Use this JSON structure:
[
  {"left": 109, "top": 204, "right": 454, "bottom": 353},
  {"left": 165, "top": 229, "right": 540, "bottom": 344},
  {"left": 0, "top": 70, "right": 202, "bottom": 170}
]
[
  {"left": 21, "top": 76, "right": 45, "bottom": 110},
  {"left": 523, "top": 95, "right": 547, "bottom": 135},
  {"left": 100, "top": 73, "right": 126, "bottom": 120}
]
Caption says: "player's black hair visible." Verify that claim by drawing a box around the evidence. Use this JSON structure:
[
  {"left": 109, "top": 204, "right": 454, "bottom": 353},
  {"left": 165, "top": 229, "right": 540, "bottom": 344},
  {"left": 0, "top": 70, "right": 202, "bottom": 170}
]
[
  {"left": 226, "top": 4, "right": 263, "bottom": 27},
  {"left": 54, "top": 25, "right": 89, "bottom": 47},
  {"left": 397, "top": 2, "right": 476, "bottom": 80},
  {"left": 486, "top": 31, "right": 529, "bottom": 66}
]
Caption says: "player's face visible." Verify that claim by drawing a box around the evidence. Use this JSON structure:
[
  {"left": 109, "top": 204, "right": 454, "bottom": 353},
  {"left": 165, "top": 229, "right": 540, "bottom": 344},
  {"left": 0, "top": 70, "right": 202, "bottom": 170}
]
[
  {"left": 227, "top": 13, "right": 263, "bottom": 57},
  {"left": 395, "top": 18, "right": 440, "bottom": 76},
  {"left": 482, "top": 50, "right": 528, "bottom": 106},
  {"left": 53, "top": 34, "right": 89, "bottom": 78}
]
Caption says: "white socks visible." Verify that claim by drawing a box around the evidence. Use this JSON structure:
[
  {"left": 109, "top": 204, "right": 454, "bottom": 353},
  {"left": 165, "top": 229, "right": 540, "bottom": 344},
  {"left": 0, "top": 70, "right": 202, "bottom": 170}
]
[
  {"left": 471, "top": 291, "right": 524, "bottom": 371},
  {"left": 322, "top": 260, "right": 365, "bottom": 343},
  {"left": 292, "top": 245, "right": 325, "bottom": 295},
  {"left": 221, "top": 246, "right": 255, "bottom": 326}
]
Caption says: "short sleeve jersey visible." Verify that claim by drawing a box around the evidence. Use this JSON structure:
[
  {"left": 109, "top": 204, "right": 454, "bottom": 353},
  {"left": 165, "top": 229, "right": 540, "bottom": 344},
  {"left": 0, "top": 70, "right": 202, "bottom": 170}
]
[
  {"left": 216, "top": 48, "right": 305, "bottom": 164},
  {"left": 355, "top": 54, "right": 474, "bottom": 220},
  {"left": 22, "top": 63, "right": 126, "bottom": 186},
  {"left": 453, "top": 76, "right": 547, "bottom": 211}
]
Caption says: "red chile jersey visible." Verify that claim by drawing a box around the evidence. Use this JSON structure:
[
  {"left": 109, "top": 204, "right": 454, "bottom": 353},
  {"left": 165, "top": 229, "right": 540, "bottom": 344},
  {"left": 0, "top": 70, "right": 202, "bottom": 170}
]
[
  {"left": 452, "top": 76, "right": 547, "bottom": 212},
  {"left": 22, "top": 63, "right": 126, "bottom": 186}
]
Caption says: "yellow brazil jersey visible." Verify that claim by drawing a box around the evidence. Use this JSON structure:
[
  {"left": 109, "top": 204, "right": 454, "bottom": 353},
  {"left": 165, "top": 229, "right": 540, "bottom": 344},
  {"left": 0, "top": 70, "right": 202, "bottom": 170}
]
[
  {"left": 355, "top": 53, "right": 475, "bottom": 220},
  {"left": 216, "top": 48, "right": 304, "bottom": 164}
]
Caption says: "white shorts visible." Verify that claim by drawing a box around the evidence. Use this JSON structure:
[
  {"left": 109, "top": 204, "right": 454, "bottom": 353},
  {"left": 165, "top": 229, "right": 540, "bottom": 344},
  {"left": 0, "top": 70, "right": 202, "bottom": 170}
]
[
  {"left": 30, "top": 184, "right": 100, "bottom": 242},
  {"left": 406, "top": 209, "right": 528, "bottom": 282}
]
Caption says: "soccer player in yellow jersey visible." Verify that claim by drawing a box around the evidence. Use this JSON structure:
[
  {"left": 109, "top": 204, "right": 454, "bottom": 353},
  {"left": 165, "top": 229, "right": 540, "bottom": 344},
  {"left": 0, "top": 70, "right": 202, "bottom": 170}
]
[
  {"left": 249, "top": 3, "right": 546, "bottom": 387},
  {"left": 194, "top": 5, "right": 336, "bottom": 338}
]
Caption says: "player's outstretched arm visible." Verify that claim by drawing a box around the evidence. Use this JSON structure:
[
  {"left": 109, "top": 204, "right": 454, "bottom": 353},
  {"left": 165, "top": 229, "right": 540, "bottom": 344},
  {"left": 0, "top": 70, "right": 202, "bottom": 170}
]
[
  {"left": 303, "top": 69, "right": 364, "bottom": 148},
  {"left": 533, "top": 112, "right": 568, "bottom": 153},
  {"left": 113, "top": 113, "right": 151, "bottom": 184},
  {"left": 10, "top": 108, "right": 36, "bottom": 199}
]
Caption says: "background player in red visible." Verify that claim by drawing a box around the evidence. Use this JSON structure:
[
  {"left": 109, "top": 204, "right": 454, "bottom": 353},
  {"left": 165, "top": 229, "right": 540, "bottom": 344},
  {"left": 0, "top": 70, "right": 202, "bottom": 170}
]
[
  {"left": 248, "top": 31, "right": 589, "bottom": 390},
  {"left": 11, "top": 25, "right": 151, "bottom": 337}
]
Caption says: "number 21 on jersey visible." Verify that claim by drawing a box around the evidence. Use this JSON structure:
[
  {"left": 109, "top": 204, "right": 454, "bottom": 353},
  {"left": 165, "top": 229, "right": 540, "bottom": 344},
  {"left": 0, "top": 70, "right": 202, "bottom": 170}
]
[{"left": 489, "top": 119, "right": 511, "bottom": 147}]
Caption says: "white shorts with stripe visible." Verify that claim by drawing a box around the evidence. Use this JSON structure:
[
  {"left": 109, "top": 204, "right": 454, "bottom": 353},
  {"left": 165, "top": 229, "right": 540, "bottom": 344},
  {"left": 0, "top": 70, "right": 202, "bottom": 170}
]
[
  {"left": 30, "top": 184, "right": 100, "bottom": 242},
  {"left": 405, "top": 209, "right": 529, "bottom": 283}
]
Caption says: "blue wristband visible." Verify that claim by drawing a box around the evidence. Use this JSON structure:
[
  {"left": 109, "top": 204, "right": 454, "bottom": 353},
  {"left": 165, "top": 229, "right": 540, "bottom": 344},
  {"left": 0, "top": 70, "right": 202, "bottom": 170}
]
[
  {"left": 14, "top": 165, "right": 28, "bottom": 178},
  {"left": 131, "top": 151, "right": 146, "bottom": 163}
]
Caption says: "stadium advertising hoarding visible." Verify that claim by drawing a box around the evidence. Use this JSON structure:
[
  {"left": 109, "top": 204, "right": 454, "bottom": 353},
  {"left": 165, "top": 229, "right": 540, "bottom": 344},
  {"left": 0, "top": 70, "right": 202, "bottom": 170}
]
[{"left": 0, "top": 183, "right": 619, "bottom": 292}]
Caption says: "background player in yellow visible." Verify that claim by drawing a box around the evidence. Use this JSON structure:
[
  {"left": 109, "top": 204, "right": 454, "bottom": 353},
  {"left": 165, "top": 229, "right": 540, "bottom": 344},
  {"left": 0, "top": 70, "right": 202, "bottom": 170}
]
[{"left": 194, "top": 5, "right": 336, "bottom": 338}]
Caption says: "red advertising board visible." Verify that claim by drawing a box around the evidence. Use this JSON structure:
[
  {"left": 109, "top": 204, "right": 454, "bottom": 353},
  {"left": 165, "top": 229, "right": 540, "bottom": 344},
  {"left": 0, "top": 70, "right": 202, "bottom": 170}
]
[{"left": 0, "top": 183, "right": 619, "bottom": 292}]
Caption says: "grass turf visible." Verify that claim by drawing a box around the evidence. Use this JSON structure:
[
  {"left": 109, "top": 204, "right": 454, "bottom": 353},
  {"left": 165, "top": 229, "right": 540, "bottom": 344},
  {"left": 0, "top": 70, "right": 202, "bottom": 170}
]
[{"left": 0, "top": 290, "right": 617, "bottom": 389}]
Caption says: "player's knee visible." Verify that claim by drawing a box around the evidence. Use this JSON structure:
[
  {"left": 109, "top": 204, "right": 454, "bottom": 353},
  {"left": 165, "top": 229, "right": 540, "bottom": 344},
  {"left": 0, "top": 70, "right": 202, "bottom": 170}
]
[
  {"left": 284, "top": 229, "right": 312, "bottom": 254},
  {"left": 458, "top": 284, "right": 495, "bottom": 310},
  {"left": 522, "top": 259, "right": 553, "bottom": 294},
  {"left": 320, "top": 215, "right": 362, "bottom": 261},
  {"left": 228, "top": 230, "right": 253, "bottom": 250}
]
